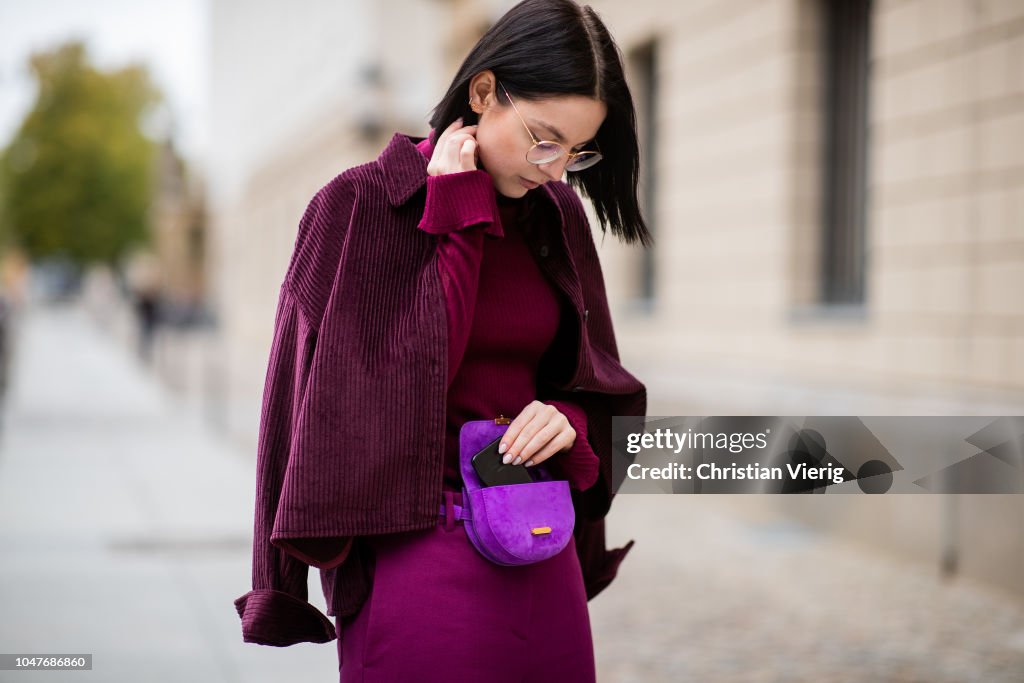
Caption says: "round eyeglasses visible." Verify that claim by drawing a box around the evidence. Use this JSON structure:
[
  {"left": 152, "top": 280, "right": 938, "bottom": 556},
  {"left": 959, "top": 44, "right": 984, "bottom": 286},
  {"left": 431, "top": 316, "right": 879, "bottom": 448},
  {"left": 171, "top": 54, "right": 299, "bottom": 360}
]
[{"left": 497, "top": 80, "right": 603, "bottom": 172}]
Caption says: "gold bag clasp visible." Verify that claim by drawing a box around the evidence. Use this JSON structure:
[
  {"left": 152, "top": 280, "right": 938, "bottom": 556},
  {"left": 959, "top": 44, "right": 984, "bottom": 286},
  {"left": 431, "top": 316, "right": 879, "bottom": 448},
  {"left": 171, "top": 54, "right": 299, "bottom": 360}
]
[{"left": 531, "top": 526, "right": 552, "bottom": 535}]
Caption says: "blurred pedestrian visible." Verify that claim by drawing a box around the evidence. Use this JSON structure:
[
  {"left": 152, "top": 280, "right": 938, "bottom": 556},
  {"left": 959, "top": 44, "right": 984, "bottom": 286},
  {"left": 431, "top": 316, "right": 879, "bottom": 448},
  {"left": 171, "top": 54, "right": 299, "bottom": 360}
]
[
  {"left": 0, "top": 291, "right": 10, "bottom": 418},
  {"left": 124, "top": 251, "right": 162, "bottom": 364},
  {"left": 133, "top": 284, "right": 161, "bottom": 364}
]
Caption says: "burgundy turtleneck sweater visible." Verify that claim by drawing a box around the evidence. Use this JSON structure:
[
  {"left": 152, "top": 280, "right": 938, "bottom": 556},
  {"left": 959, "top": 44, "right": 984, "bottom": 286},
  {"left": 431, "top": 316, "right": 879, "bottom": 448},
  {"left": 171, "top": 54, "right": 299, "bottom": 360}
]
[
  {"left": 410, "top": 138, "right": 599, "bottom": 493},
  {"left": 439, "top": 191, "right": 563, "bottom": 490}
]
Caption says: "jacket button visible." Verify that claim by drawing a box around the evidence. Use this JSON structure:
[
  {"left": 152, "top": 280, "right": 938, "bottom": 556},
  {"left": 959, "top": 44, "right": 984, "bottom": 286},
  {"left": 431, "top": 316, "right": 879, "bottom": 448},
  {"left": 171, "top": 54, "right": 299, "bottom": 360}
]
[
  {"left": 583, "top": 309, "right": 589, "bottom": 322},
  {"left": 539, "top": 245, "right": 549, "bottom": 258}
]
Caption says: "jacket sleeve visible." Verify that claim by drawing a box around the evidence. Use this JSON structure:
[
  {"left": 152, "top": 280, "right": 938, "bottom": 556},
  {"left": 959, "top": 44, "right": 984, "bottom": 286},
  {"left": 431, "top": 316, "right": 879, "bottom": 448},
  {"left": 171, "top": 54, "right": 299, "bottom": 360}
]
[
  {"left": 417, "top": 170, "right": 503, "bottom": 388},
  {"left": 233, "top": 280, "right": 345, "bottom": 646}
]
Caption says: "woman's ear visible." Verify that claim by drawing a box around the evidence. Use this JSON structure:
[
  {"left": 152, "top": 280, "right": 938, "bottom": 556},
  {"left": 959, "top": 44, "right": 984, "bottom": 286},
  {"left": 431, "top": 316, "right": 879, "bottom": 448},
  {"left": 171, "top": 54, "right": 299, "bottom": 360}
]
[{"left": 468, "top": 70, "right": 498, "bottom": 112}]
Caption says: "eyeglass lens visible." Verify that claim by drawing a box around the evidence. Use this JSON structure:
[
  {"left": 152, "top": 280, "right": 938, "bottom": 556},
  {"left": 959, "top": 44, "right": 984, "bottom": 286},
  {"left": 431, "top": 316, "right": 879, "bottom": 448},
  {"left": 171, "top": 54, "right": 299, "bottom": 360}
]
[{"left": 526, "top": 142, "right": 601, "bottom": 171}]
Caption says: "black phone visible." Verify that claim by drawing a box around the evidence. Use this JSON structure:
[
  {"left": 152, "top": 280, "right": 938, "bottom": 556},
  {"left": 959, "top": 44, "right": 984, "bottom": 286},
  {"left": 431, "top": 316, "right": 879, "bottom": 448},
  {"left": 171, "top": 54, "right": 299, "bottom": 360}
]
[{"left": 471, "top": 435, "right": 534, "bottom": 487}]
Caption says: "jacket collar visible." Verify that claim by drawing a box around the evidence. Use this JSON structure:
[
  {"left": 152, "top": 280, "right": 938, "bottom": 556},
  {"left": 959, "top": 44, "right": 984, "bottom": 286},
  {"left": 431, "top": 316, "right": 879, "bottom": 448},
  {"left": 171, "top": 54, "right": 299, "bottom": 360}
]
[
  {"left": 378, "top": 132, "right": 431, "bottom": 207},
  {"left": 377, "top": 131, "right": 562, "bottom": 216}
]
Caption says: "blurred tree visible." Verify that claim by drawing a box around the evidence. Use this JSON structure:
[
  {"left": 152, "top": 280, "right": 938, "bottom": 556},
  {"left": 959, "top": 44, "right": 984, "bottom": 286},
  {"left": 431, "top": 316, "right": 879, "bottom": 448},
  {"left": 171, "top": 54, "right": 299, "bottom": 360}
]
[{"left": 0, "top": 41, "right": 163, "bottom": 268}]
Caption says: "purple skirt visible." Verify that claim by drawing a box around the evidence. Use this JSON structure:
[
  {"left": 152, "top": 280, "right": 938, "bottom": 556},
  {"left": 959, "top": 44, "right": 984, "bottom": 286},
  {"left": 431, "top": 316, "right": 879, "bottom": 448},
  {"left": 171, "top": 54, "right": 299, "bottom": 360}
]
[{"left": 336, "top": 490, "right": 596, "bottom": 682}]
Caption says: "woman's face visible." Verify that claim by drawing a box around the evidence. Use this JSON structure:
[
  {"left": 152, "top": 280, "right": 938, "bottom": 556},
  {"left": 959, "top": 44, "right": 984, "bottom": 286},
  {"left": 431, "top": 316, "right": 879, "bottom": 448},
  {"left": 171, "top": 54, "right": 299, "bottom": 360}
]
[{"left": 469, "top": 71, "right": 606, "bottom": 198}]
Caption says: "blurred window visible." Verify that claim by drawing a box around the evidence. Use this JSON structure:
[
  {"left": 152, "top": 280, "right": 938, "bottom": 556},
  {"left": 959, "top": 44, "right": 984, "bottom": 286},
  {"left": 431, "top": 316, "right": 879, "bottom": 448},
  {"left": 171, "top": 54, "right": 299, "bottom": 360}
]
[
  {"left": 821, "top": 0, "right": 872, "bottom": 304},
  {"left": 629, "top": 39, "right": 659, "bottom": 313}
]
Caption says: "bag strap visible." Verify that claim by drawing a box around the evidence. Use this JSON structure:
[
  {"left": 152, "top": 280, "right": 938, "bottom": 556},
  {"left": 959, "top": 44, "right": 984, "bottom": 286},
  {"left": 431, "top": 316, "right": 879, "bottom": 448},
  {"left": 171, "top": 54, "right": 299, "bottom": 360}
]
[{"left": 437, "top": 502, "right": 471, "bottom": 521}]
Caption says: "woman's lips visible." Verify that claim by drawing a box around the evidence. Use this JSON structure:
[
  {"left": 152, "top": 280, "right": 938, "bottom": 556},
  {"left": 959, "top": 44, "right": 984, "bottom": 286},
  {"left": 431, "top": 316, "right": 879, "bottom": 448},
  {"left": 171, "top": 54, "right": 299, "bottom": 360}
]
[{"left": 519, "top": 177, "right": 539, "bottom": 189}]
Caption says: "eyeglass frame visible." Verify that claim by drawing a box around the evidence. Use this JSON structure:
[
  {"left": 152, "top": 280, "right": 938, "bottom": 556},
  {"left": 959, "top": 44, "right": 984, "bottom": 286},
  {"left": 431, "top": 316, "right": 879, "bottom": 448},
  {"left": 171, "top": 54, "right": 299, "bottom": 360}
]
[{"left": 494, "top": 79, "right": 603, "bottom": 172}]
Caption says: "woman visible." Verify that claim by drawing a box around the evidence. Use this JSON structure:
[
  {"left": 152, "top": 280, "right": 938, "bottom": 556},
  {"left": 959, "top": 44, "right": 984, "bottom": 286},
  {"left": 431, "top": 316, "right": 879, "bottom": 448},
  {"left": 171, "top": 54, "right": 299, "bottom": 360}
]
[{"left": 234, "top": 1, "right": 650, "bottom": 680}]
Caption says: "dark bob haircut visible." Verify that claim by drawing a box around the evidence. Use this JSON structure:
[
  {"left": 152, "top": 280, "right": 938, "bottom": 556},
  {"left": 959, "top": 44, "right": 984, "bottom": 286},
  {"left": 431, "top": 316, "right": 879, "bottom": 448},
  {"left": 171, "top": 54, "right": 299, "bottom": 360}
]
[{"left": 427, "top": 0, "right": 653, "bottom": 248}]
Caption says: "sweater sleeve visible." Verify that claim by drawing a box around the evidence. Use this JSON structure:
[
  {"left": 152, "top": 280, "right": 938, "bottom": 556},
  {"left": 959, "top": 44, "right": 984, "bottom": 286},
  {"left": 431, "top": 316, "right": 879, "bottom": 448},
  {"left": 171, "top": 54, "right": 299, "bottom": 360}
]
[
  {"left": 417, "top": 170, "right": 503, "bottom": 388},
  {"left": 232, "top": 281, "right": 344, "bottom": 647},
  {"left": 541, "top": 399, "right": 601, "bottom": 492}
]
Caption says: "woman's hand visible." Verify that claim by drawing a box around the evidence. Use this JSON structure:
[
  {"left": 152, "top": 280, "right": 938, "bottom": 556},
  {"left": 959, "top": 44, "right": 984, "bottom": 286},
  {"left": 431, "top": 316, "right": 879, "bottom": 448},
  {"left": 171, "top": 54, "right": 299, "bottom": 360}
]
[
  {"left": 498, "top": 401, "right": 577, "bottom": 468},
  {"left": 427, "top": 118, "right": 479, "bottom": 176}
]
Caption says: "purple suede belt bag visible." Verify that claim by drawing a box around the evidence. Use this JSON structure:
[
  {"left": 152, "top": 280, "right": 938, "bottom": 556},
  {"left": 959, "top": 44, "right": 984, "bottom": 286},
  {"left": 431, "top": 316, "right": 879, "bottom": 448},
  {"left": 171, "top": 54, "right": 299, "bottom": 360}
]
[{"left": 451, "top": 417, "right": 575, "bottom": 566}]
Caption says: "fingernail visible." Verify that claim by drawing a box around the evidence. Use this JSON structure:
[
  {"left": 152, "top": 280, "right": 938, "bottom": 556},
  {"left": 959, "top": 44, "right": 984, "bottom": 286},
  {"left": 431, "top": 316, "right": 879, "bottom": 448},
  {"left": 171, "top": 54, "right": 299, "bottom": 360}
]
[
  {"left": 502, "top": 454, "right": 512, "bottom": 465},
  {"left": 498, "top": 442, "right": 507, "bottom": 454},
  {"left": 513, "top": 456, "right": 522, "bottom": 465},
  {"left": 524, "top": 460, "right": 534, "bottom": 467}
]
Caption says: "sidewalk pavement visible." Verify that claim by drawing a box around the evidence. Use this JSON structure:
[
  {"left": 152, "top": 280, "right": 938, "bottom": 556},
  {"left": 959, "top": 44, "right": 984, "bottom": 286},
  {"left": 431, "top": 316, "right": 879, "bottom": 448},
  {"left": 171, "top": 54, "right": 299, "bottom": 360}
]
[
  {"left": 1, "top": 302, "right": 1023, "bottom": 682},
  {"left": 596, "top": 494, "right": 1024, "bottom": 682},
  {"left": 0, "top": 302, "right": 336, "bottom": 682}
]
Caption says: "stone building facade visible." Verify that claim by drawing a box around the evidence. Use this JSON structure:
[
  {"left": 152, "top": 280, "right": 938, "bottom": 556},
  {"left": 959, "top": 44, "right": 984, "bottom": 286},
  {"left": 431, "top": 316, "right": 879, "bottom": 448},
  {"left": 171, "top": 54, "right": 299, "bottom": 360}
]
[{"left": 208, "top": 0, "right": 1024, "bottom": 595}]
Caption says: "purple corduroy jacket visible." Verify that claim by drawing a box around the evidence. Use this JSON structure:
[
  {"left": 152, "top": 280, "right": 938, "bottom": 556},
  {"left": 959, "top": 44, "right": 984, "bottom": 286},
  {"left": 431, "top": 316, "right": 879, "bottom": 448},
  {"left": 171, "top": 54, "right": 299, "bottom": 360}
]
[{"left": 233, "top": 130, "right": 648, "bottom": 647}]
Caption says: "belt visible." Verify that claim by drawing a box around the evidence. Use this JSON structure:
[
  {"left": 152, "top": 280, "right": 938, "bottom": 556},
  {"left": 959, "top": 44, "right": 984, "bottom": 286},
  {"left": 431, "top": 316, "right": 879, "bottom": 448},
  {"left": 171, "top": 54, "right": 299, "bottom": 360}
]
[{"left": 438, "top": 490, "right": 471, "bottom": 531}]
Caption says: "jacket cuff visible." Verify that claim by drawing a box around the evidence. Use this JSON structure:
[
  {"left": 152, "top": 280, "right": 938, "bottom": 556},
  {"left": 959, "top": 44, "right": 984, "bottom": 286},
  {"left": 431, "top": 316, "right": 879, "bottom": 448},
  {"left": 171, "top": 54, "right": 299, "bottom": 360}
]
[
  {"left": 544, "top": 399, "right": 600, "bottom": 492},
  {"left": 418, "top": 170, "right": 503, "bottom": 237},
  {"left": 584, "top": 539, "right": 635, "bottom": 600},
  {"left": 573, "top": 516, "right": 636, "bottom": 601},
  {"left": 273, "top": 536, "right": 354, "bottom": 570},
  {"left": 234, "top": 589, "right": 337, "bottom": 646}
]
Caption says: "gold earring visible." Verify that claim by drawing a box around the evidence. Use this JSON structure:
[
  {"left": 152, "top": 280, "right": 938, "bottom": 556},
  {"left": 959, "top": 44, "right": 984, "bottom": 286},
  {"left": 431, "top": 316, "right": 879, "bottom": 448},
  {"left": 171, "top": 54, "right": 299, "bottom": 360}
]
[{"left": 469, "top": 99, "right": 484, "bottom": 114}]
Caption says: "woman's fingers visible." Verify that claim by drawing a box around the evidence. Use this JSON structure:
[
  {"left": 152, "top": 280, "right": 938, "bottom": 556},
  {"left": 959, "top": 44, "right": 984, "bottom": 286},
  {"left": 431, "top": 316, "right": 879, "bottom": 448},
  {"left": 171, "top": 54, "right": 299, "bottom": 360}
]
[
  {"left": 437, "top": 117, "right": 463, "bottom": 145},
  {"left": 499, "top": 401, "right": 544, "bottom": 461},
  {"left": 510, "top": 417, "right": 559, "bottom": 465},
  {"left": 499, "top": 401, "right": 576, "bottom": 467},
  {"left": 428, "top": 121, "right": 453, "bottom": 164},
  {"left": 445, "top": 126, "right": 476, "bottom": 166},
  {"left": 459, "top": 138, "right": 477, "bottom": 170},
  {"left": 521, "top": 439, "right": 569, "bottom": 468},
  {"left": 428, "top": 121, "right": 478, "bottom": 176}
]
